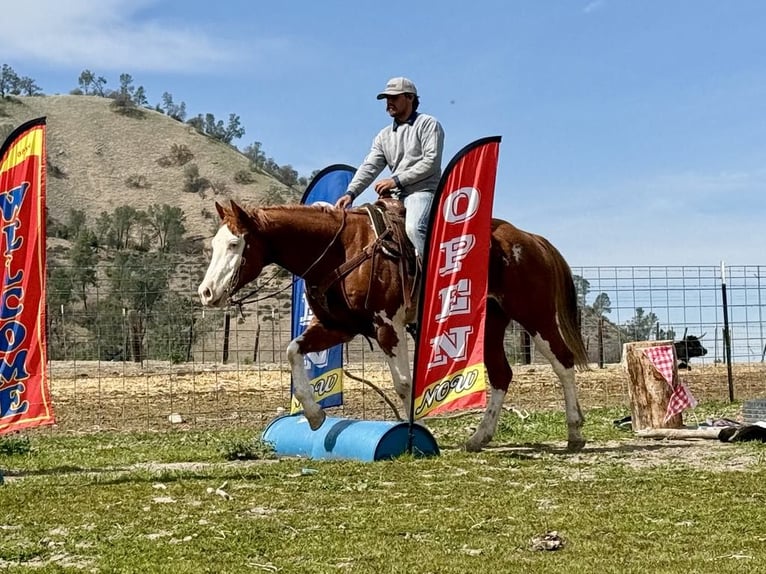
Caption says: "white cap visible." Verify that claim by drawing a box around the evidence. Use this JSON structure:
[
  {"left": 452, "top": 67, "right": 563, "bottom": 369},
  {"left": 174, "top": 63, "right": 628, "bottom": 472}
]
[{"left": 376, "top": 77, "right": 418, "bottom": 99}]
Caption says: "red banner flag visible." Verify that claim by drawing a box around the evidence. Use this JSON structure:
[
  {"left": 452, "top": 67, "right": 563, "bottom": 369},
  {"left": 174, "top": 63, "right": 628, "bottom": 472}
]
[
  {"left": 0, "top": 117, "right": 54, "bottom": 434},
  {"left": 411, "top": 137, "right": 501, "bottom": 419}
]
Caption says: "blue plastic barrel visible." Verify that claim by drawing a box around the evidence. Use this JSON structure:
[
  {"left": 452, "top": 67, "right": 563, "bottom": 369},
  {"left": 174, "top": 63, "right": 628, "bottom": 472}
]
[{"left": 261, "top": 414, "right": 440, "bottom": 461}]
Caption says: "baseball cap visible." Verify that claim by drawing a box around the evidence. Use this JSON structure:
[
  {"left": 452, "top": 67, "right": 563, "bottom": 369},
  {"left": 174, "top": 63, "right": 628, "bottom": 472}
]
[{"left": 376, "top": 77, "right": 418, "bottom": 99}]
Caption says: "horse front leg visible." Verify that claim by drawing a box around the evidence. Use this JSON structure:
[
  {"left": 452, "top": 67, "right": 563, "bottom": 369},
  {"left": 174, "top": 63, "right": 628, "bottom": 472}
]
[
  {"left": 287, "top": 322, "right": 352, "bottom": 431},
  {"left": 375, "top": 310, "right": 412, "bottom": 419}
]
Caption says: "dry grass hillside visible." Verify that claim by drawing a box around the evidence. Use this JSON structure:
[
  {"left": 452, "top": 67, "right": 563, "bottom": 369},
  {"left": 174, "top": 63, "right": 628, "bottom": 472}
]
[{"left": 0, "top": 94, "right": 290, "bottom": 240}]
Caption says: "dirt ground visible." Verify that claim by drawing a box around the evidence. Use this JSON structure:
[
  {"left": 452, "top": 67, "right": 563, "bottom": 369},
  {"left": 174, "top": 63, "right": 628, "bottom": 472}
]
[{"left": 44, "top": 360, "right": 766, "bottom": 433}]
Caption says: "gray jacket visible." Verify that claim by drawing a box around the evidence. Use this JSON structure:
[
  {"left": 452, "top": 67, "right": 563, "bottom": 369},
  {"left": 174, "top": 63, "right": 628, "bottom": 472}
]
[{"left": 346, "top": 112, "right": 444, "bottom": 199}]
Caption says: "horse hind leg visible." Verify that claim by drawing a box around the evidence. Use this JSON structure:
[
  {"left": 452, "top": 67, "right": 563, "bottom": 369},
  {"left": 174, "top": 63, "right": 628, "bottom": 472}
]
[
  {"left": 288, "top": 323, "right": 351, "bottom": 431},
  {"left": 531, "top": 331, "right": 585, "bottom": 452},
  {"left": 466, "top": 303, "right": 511, "bottom": 452}
]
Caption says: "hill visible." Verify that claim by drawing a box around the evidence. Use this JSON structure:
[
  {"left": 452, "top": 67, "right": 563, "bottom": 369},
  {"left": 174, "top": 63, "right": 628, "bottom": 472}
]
[{"left": 0, "top": 94, "right": 291, "bottom": 243}]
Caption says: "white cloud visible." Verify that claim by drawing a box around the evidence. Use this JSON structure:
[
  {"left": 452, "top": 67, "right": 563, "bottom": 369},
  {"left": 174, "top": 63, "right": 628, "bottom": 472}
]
[
  {"left": 583, "top": 0, "right": 607, "bottom": 14},
  {"left": 0, "top": 0, "right": 238, "bottom": 72}
]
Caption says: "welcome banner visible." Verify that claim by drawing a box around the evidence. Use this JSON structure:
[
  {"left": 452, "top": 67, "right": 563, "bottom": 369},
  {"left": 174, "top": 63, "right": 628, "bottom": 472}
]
[
  {"left": 290, "top": 164, "right": 355, "bottom": 413},
  {"left": 410, "top": 137, "right": 501, "bottom": 419},
  {"left": 0, "top": 117, "right": 54, "bottom": 434}
]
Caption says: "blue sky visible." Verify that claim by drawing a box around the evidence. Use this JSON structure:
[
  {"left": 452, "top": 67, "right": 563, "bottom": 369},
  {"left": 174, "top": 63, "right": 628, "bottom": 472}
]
[{"left": 2, "top": 0, "right": 764, "bottom": 266}]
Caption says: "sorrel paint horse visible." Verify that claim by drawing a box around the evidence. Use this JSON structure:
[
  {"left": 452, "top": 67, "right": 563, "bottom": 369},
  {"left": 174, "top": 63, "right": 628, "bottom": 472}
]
[{"left": 198, "top": 200, "right": 590, "bottom": 451}]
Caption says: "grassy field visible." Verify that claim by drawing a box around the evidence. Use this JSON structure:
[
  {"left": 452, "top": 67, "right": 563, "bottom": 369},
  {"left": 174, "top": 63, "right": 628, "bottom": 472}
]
[{"left": 2, "top": 403, "right": 765, "bottom": 573}]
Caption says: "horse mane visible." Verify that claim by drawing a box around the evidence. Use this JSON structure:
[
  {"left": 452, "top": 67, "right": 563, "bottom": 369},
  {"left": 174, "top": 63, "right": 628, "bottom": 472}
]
[{"left": 222, "top": 201, "right": 340, "bottom": 234}]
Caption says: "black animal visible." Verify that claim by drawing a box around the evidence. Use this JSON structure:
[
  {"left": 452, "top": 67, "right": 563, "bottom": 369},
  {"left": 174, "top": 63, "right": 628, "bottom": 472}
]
[
  {"left": 674, "top": 333, "right": 707, "bottom": 370},
  {"left": 719, "top": 424, "right": 766, "bottom": 443}
]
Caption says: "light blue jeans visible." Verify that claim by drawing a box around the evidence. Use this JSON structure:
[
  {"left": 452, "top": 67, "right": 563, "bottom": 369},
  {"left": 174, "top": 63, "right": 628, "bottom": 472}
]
[{"left": 398, "top": 191, "right": 434, "bottom": 257}]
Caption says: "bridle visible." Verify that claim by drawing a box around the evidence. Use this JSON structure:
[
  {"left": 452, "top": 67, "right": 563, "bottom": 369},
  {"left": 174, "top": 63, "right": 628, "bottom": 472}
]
[{"left": 227, "top": 208, "right": 348, "bottom": 314}]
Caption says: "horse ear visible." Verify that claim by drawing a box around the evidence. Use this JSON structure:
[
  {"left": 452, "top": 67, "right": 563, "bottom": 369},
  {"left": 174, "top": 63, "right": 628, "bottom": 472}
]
[
  {"left": 215, "top": 201, "right": 226, "bottom": 220},
  {"left": 230, "top": 200, "right": 249, "bottom": 224}
]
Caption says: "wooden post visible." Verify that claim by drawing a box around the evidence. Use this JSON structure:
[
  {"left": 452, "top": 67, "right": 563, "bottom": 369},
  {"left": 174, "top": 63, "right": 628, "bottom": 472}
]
[
  {"left": 222, "top": 311, "right": 231, "bottom": 364},
  {"left": 521, "top": 330, "right": 531, "bottom": 364},
  {"left": 623, "top": 340, "right": 683, "bottom": 431},
  {"left": 597, "top": 316, "right": 604, "bottom": 369}
]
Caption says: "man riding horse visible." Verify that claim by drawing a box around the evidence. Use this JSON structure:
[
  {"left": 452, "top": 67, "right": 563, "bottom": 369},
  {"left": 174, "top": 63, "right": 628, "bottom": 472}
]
[{"left": 335, "top": 76, "right": 444, "bottom": 261}]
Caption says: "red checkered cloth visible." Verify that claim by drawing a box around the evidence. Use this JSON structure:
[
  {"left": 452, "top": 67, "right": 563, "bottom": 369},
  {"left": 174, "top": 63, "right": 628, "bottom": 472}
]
[
  {"left": 665, "top": 382, "right": 698, "bottom": 422},
  {"left": 642, "top": 344, "right": 698, "bottom": 422},
  {"left": 642, "top": 345, "right": 676, "bottom": 385}
]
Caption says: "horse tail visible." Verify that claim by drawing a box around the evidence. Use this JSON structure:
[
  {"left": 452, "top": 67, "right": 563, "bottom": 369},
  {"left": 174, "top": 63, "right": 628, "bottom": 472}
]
[{"left": 547, "top": 240, "right": 590, "bottom": 371}]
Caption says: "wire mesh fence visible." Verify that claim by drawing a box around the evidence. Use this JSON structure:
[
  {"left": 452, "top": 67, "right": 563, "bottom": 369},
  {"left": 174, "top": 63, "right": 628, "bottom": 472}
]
[{"left": 43, "top": 262, "right": 766, "bottom": 432}]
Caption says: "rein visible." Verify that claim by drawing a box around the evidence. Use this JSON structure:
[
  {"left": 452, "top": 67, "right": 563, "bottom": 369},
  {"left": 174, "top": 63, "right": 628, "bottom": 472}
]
[{"left": 228, "top": 208, "right": 348, "bottom": 312}]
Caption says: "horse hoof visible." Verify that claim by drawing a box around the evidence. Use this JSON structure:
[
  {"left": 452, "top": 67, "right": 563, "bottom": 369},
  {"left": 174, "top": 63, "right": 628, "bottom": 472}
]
[
  {"left": 308, "top": 411, "right": 326, "bottom": 431},
  {"left": 464, "top": 436, "right": 487, "bottom": 452},
  {"left": 566, "top": 439, "right": 586, "bottom": 452}
]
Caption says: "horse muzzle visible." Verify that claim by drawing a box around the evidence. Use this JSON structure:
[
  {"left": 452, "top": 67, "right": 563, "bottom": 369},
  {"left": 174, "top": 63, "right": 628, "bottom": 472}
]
[{"left": 198, "top": 283, "right": 229, "bottom": 307}]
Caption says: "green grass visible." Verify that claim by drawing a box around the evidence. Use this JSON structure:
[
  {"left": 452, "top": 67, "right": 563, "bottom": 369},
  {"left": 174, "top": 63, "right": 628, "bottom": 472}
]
[{"left": 1, "top": 405, "right": 764, "bottom": 573}]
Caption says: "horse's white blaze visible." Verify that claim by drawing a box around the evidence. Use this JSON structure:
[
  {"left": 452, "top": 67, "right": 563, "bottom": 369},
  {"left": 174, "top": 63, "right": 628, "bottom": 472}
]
[
  {"left": 531, "top": 333, "right": 584, "bottom": 445},
  {"left": 375, "top": 306, "right": 412, "bottom": 418},
  {"left": 466, "top": 386, "right": 506, "bottom": 451},
  {"left": 198, "top": 226, "right": 245, "bottom": 306},
  {"left": 286, "top": 336, "right": 325, "bottom": 427}
]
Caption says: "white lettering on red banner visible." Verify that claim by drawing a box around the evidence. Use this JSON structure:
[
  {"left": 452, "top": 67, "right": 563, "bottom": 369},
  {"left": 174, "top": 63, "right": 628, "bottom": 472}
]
[
  {"left": 435, "top": 279, "right": 472, "bottom": 323},
  {"left": 428, "top": 326, "right": 473, "bottom": 368},
  {"left": 438, "top": 235, "right": 476, "bottom": 276},
  {"left": 443, "top": 187, "right": 480, "bottom": 223}
]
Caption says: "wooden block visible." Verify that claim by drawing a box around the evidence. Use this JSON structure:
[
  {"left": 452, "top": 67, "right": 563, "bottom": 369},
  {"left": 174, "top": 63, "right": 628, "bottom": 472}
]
[{"left": 623, "top": 340, "right": 682, "bottom": 431}]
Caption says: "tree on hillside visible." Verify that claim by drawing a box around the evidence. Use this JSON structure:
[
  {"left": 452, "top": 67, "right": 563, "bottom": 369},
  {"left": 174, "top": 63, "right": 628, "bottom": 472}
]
[
  {"left": 187, "top": 113, "right": 245, "bottom": 144},
  {"left": 95, "top": 211, "right": 115, "bottom": 248},
  {"left": 67, "top": 208, "right": 88, "bottom": 239},
  {"left": 0, "top": 64, "right": 41, "bottom": 97},
  {"left": 146, "top": 291, "right": 198, "bottom": 363},
  {"left": 276, "top": 164, "right": 299, "bottom": 188},
  {"left": 592, "top": 292, "right": 612, "bottom": 316},
  {"left": 105, "top": 251, "right": 171, "bottom": 362},
  {"left": 160, "top": 92, "right": 187, "bottom": 121},
  {"left": 78, "top": 69, "right": 107, "bottom": 96},
  {"left": 15, "top": 76, "right": 42, "bottom": 96},
  {"left": 132, "top": 210, "right": 153, "bottom": 251},
  {"left": 133, "top": 86, "right": 148, "bottom": 107},
  {"left": 147, "top": 204, "right": 186, "bottom": 252},
  {"left": 46, "top": 265, "right": 75, "bottom": 359},
  {"left": 243, "top": 141, "right": 266, "bottom": 171},
  {"left": 47, "top": 266, "right": 74, "bottom": 313},
  {"left": 621, "top": 307, "right": 659, "bottom": 342},
  {"left": 1, "top": 63, "right": 20, "bottom": 97},
  {"left": 112, "top": 205, "right": 141, "bottom": 249},
  {"left": 182, "top": 164, "right": 210, "bottom": 195},
  {"left": 69, "top": 230, "right": 99, "bottom": 310},
  {"left": 115, "top": 73, "right": 148, "bottom": 107},
  {"left": 572, "top": 274, "right": 590, "bottom": 307},
  {"left": 657, "top": 326, "right": 677, "bottom": 340},
  {"left": 259, "top": 185, "right": 287, "bottom": 205}
]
